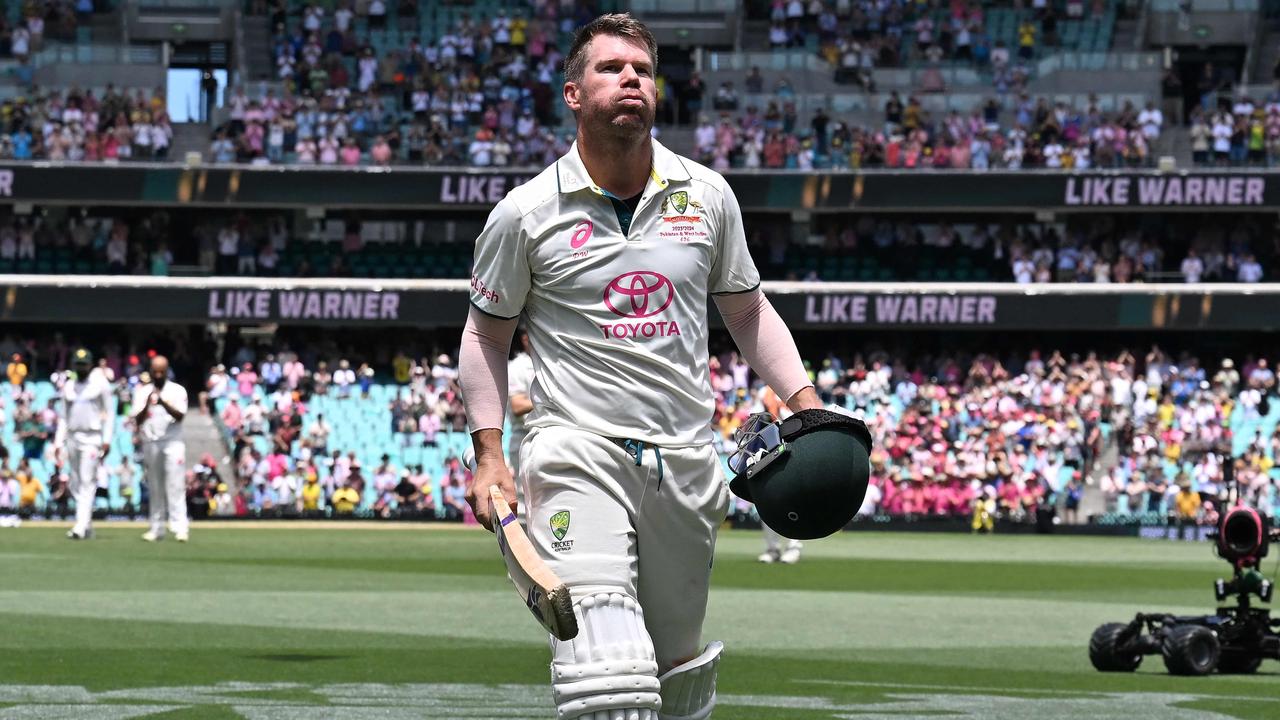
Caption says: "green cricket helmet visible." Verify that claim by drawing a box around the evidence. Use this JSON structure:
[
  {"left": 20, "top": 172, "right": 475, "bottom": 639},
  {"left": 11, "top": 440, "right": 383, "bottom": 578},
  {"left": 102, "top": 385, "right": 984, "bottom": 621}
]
[{"left": 728, "top": 408, "right": 872, "bottom": 540}]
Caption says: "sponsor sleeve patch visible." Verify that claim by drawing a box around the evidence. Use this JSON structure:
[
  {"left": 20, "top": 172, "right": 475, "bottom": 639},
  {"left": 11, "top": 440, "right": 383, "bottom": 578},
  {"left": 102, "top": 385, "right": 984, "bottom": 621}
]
[{"left": 469, "top": 198, "right": 531, "bottom": 317}]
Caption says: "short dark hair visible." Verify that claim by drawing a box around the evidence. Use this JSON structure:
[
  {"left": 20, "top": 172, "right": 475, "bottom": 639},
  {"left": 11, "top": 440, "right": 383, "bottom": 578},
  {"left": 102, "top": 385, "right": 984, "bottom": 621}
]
[{"left": 564, "top": 13, "right": 658, "bottom": 86}]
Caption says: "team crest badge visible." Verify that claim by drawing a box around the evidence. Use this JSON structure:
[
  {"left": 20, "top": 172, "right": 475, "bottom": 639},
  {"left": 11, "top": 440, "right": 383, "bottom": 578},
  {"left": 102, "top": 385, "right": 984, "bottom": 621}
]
[
  {"left": 669, "top": 191, "right": 689, "bottom": 214},
  {"left": 550, "top": 511, "right": 571, "bottom": 541}
]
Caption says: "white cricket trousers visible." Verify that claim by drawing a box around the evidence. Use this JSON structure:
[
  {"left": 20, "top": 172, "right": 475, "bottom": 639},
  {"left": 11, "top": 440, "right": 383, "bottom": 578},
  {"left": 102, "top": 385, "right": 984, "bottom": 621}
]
[
  {"left": 762, "top": 522, "right": 802, "bottom": 552},
  {"left": 67, "top": 432, "right": 103, "bottom": 533},
  {"left": 144, "top": 440, "right": 188, "bottom": 536},
  {"left": 518, "top": 425, "right": 730, "bottom": 671}
]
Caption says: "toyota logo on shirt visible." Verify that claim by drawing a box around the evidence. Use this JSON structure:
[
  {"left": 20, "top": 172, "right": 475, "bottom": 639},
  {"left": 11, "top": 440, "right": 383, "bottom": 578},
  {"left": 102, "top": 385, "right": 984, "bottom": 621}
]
[{"left": 604, "top": 271, "right": 674, "bottom": 318}]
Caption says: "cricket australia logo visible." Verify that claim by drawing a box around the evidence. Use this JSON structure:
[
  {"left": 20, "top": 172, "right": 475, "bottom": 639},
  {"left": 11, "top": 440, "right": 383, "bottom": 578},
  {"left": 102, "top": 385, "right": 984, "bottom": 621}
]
[
  {"left": 669, "top": 191, "right": 688, "bottom": 214},
  {"left": 550, "top": 511, "right": 573, "bottom": 552},
  {"left": 660, "top": 191, "right": 703, "bottom": 217},
  {"left": 659, "top": 190, "right": 707, "bottom": 243}
]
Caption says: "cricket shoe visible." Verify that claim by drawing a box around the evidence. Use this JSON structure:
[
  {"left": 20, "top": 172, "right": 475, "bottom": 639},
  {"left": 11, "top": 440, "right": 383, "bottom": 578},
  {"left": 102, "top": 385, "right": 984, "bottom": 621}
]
[
  {"left": 757, "top": 548, "right": 780, "bottom": 564},
  {"left": 779, "top": 545, "right": 803, "bottom": 565},
  {"left": 175, "top": 532, "right": 190, "bottom": 543},
  {"left": 66, "top": 527, "right": 93, "bottom": 541},
  {"left": 141, "top": 530, "right": 162, "bottom": 542}
]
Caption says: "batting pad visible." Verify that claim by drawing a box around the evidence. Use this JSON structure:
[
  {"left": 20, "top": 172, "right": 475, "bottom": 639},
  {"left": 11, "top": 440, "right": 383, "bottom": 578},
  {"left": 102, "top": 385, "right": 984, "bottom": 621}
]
[
  {"left": 551, "top": 590, "right": 662, "bottom": 720},
  {"left": 657, "top": 640, "right": 723, "bottom": 720}
]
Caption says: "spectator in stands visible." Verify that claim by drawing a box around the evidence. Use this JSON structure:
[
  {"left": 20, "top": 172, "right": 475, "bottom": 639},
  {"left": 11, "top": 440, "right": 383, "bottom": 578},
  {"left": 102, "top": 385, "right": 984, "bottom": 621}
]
[
  {"left": 8, "top": 354, "right": 28, "bottom": 389},
  {"left": 0, "top": 466, "right": 17, "bottom": 517},
  {"left": 211, "top": 131, "right": 236, "bottom": 163},
  {"left": 334, "top": 359, "right": 355, "bottom": 398},
  {"left": 1238, "top": 254, "right": 1264, "bottom": 283},
  {"left": 713, "top": 82, "right": 739, "bottom": 112},
  {"left": 11, "top": 23, "right": 29, "bottom": 61},
  {"left": 1180, "top": 249, "right": 1204, "bottom": 284},
  {"left": 442, "top": 476, "right": 467, "bottom": 521},
  {"left": 15, "top": 459, "right": 42, "bottom": 514},
  {"left": 312, "top": 361, "right": 332, "bottom": 396},
  {"left": 331, "top": 481, "right": 359, "bottom": 515}
]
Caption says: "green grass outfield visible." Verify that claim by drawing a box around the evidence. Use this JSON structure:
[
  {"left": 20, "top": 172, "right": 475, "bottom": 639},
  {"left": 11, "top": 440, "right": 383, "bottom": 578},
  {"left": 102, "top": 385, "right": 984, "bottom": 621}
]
[{"left": 0, "top": 523, "right": 1277, "bottom": 719}]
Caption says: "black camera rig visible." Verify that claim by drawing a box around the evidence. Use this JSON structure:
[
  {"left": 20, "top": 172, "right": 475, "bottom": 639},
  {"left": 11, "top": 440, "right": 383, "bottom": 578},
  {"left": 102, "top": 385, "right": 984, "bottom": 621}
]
[{"left": 1089, "top": 506, "right": 1280, "bottom": 675}]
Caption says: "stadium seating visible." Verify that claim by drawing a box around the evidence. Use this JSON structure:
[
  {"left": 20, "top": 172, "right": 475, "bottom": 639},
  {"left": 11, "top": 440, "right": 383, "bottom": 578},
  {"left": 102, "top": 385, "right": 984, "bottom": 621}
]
[
  {"left": 0, "top": 380, "right": 134, "bottom": 511},
  {"left": 210, "top": 381, "right": 473, "bottom": 517}
]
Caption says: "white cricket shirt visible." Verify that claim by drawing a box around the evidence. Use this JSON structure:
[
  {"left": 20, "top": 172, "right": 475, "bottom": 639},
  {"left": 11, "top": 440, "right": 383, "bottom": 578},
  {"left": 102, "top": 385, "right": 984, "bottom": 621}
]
[
  {"left": 470, "top": 139, "right": 760, "bottom": 447},
  {"left": 132, "top": 381, "right": 189, "bottom": 443},
  {"left": 507, "top": 351, "right": 536, "bottom": 445},
  {"left": 61, "top": 375, "right": 113, "bottom": 438}
]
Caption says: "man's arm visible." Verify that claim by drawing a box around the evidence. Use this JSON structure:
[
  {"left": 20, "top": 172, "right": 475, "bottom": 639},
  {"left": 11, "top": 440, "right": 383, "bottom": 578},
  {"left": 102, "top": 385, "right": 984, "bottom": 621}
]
[
  {"left": 510, "top": 393, "right": 534, "bottom": 416},
  {"left": 52, "top": 394, "right": 67, "bottom": 450},
  {"left": 459, "top": 306, "right": 519, "bottom": 531},
  {"left": 131, "top": 389, "right": 152, "bottom": 425},
  {"left": 97, "top": 382, "right": 113, "bottom": 453},
  {"left": 156, "top": 386, "right": 186, "bottom": 422},
  {"left": 714, "top": 289, "right": 822, "bottom": 414},
  {"left": 706, "top": 175, "right": 818, "bottom": 412}
]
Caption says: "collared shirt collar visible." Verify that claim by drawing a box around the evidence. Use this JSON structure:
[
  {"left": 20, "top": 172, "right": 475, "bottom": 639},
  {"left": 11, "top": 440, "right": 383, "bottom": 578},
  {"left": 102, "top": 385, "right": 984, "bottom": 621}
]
[{"left": 557, "top": 137, "right": 691, "bottom": 197}]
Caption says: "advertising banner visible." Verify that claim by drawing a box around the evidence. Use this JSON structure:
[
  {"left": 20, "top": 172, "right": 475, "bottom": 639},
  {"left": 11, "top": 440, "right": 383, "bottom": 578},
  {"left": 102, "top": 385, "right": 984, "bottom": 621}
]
[{"left": 0, "top": 163, "right": 1273, "bottom": 212}]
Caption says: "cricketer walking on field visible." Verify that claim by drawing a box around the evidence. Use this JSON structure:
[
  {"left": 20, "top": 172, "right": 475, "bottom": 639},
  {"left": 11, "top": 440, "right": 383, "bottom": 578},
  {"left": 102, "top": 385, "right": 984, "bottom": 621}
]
[
  {"left": 132, "top": 355, "right": 190, "bottom": 543},
  {"left": 55, "top": 348, "right": 113, "bottom": 540},
  {"left": 460, "top": 14, "right": 823, "bottom": 720}
]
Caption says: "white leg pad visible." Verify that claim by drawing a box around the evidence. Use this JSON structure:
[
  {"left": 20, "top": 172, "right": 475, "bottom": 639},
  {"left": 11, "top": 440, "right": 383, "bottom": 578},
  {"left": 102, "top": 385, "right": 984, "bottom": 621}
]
[
  {"left": 657, "top": 641, "right": 723, "bottom": 720},
  {"left": 552, "top": 590, "right": 662, "bottom": 720}
]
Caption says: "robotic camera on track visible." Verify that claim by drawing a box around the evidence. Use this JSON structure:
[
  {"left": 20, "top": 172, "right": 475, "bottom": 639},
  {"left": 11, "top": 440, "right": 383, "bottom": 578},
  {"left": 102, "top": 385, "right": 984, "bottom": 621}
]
[{"left": 1090, "top": 506, "right": 1280, "bottom": 676}]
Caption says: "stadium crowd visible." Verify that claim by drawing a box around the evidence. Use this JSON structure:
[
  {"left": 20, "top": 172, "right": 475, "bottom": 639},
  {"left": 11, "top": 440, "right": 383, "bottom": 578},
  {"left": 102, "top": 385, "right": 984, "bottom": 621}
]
[
  {"left": 201, "top": 347, "right": 472, "bottom": 520},
  {"left": 0, "top": 87, "right": 173, "bottom": 162},
  {"left": 210, "top": 0, "right": 595, "bottom": 166},
  {"left": 1, "top": 209, "right": 1274, "bottom": 285},
  {"left": 707, "top": 344, "right": 1277, "bottom": 526},
  {"left": 176, "top": 341, "right": 1277, "bottom": 525},
  {"left": 695, "top": 92, "right": 1164, "bottom": 171},
  {"left": 0, "top": 1, "right": 94, "bottom": 60},
  {"left": 1188, "top": 98, "right": 1280, "bottom": 168},
  {"left": 754, "top": 213, "right": 1275, "bottom": 284},
  {"left": 2, "top": 334, "right": 1277, "bottom": 527}
]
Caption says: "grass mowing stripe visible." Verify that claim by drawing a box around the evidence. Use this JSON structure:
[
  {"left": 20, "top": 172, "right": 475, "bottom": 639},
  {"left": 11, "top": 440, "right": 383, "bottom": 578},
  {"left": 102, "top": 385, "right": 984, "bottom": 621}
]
[
  {"left": 2, "top": 527, "right": 1276, "bottom": 720},
  {"left": 798, "top": 679, "right": 1280, "bottom": 702}
]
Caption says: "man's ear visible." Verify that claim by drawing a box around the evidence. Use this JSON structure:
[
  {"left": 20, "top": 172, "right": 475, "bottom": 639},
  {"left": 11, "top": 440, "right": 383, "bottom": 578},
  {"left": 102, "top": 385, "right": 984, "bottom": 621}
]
[{"left": 563, "top": 81, "right": 581, "bottom": 113}]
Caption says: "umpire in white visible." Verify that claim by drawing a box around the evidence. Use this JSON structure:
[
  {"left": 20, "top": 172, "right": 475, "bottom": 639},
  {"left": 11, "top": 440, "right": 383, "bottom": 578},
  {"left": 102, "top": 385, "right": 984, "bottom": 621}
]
[
  {"left": 133, "top": 355, "right": 190, "bottom": 542},
  {"left": 55, "top": 348, "right": 113, "bottom": 540}
]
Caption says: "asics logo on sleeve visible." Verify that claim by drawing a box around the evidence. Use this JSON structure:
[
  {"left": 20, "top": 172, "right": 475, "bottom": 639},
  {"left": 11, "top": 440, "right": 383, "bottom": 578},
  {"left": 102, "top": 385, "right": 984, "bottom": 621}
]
[{"left": 568, "top": 220, "right": 593, "bottom": 249}]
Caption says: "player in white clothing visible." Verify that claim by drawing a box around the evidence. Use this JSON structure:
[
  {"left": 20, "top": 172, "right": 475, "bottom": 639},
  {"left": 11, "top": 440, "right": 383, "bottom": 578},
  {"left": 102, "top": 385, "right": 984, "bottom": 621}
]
[
  {"left": 459, "top": 14, "right": 821, "bottom": 720},
  {"left": 506, "top": 328, "right": 535, "bottom": 477},
  {"left": 758, "top": 522, "right": 804, "bottom": 564},
  {"left": 54, "top": 348, "right": 113, "bottom": 540},
  {"left": 132, "top": 355, "right": 190, "bottom": 542}
]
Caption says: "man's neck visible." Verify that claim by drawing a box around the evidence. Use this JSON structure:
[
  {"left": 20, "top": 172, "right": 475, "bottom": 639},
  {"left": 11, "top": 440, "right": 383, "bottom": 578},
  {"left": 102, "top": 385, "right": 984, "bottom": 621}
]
[{"left": 576, "top": 131, "right": 652, "bottom": 198}]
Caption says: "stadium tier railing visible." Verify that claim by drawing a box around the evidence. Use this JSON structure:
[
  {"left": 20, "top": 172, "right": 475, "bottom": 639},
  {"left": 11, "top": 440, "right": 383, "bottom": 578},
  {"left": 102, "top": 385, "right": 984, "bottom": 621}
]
[
  {"left": 630, "top": 0, "right": 735, "bottom": 11},
  {"left": 731, "top": 90, "right": 1152, "bottom": 115},
  {"left": 31, "top": 43, "right": 162, "bottom": 67},
  {"left": 1149, "top": 0, "right": 1259, "bottom": 9}
]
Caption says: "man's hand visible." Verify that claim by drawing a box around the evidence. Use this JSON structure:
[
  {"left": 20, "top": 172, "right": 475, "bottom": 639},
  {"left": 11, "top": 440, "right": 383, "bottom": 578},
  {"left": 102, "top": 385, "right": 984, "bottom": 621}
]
[
  {"left": 100, "top": 443, "right": 110, "bottom": 458},
  {"left": 464, "top": 428, "right": 515, "bottom": 532},
  {"left": 467, "top": 457, "right": 517, "bottom": 532}
]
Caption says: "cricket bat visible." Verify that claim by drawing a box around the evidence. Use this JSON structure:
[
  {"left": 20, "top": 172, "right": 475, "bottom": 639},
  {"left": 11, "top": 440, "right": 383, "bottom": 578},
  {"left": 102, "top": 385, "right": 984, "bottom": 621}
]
[{"left": 489, "top": 485, "right": 578, "bottom": 641}]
